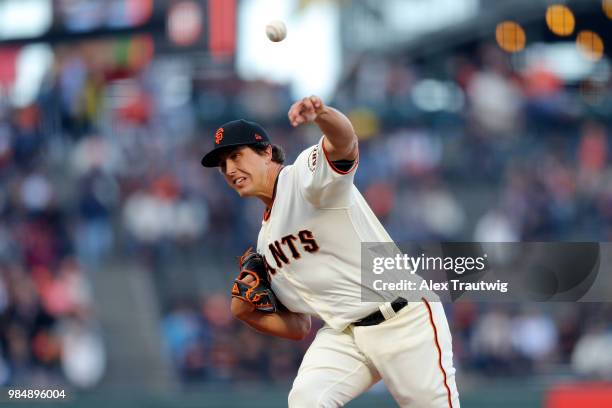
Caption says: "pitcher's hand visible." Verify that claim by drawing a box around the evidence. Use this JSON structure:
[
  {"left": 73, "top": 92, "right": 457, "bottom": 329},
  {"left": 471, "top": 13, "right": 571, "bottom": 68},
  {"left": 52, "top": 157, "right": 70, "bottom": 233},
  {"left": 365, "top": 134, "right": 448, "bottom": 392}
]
[{"left": 288, "top": 95, "right": 326, "bottom": 127}]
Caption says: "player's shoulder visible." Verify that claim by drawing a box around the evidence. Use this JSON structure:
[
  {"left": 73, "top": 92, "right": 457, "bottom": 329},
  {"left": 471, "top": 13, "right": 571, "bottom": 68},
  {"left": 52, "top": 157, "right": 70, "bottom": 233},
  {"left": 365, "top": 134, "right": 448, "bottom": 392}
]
[
  {"left": 276, "top": 143, "right": 317, "bottom": 186},
  {"left": 294, "top": 142, "right": 321, "bottom": 172}
]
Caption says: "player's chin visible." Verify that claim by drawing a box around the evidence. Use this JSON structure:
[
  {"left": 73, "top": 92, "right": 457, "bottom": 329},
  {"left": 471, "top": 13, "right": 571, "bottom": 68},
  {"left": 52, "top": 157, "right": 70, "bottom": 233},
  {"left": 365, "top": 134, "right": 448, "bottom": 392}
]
[
  {"left": 229, "top": 179, "right": 249, "bottom": 196},
  {"left": 234, "top": 185, "right": 253, "bottom": 197}
]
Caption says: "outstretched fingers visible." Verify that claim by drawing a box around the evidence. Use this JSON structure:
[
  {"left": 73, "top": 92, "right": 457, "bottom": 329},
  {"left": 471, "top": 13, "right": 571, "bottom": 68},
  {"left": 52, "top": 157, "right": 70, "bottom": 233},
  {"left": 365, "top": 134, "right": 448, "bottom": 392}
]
[
  {"left": 287, "top": 96, "right": 324, "bottom": 127},
  {"left": 300, "top": 97, "right": 316, "bottom": 115},
  {"left": 288, "top": 100, "right": 304, "bottom": 127},
  {"left": 309, "top": 95, "right": 322, "bottom": 110}
]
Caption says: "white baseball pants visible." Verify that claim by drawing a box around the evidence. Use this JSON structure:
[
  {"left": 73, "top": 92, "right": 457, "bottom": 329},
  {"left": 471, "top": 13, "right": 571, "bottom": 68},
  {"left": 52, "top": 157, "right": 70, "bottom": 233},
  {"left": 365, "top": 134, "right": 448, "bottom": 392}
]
[{"left": 288, "top": 300, "right": 460, "bottom": 407}]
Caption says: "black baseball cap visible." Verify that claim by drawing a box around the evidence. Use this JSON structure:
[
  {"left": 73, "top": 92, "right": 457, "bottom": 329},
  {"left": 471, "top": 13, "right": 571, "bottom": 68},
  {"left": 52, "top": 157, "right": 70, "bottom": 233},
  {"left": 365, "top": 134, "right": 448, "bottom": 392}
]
[{"left": 201, "top": 119, "right": 271, "bottom": 167}]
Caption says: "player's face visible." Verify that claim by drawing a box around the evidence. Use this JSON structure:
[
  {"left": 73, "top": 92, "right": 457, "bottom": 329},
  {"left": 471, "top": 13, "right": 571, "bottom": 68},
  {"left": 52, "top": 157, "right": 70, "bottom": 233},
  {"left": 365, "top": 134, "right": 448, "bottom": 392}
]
[{"left": 219, "top": 146, "right": 269, "bottom": 197}]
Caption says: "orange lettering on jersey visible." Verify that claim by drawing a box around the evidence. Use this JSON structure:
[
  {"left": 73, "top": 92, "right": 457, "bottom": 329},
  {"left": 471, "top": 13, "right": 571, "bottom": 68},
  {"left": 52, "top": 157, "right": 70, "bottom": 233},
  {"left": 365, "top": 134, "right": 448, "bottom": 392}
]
[
  {"left": 298, "top": 230, "right": 320, "bottom": 253},
  {"left": 282, "top": 234, "right": 301, "bottom": 259},
  {"left": 269, "top": 241, "right": 289, "bottom": 267}
]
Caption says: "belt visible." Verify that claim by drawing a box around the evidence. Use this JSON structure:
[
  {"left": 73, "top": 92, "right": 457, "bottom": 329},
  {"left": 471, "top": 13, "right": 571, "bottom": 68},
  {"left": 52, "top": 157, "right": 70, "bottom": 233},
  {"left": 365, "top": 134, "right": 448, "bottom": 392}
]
[{"left": 354, "top": 297, "right": 408, "bottom": 327}]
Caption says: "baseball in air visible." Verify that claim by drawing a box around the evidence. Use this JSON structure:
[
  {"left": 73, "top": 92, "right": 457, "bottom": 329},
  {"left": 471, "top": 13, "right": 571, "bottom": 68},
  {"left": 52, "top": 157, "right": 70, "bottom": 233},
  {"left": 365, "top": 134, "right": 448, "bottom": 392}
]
[{"left": 266, "top": 20, "right": 287, "bottom": 42}]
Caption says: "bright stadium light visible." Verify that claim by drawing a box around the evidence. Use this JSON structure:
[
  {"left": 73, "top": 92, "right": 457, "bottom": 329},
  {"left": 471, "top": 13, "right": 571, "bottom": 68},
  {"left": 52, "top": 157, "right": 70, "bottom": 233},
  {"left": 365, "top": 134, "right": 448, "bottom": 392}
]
[
  {"left": 0, "top": 0, "right": 52, "bottom": 40},
  {"left": 167, "top": 1, "right": 203, "bottom": 47},
  {"left": 545, "top": 5, "right": 575, "bottom": 37},
  {"left": 411, "top": 80, "right": 465, "bottom": 112},
  {"left": 386, "top": 0, "right": 479, "bottom": 35},
  {"left": 521, "top": 42, "right": 603, "bottom": 82},
  {"left": 576, "top": 31, "right": 605, "bottom": 61},
  {"left": 604, "top": 0, "right": 612, "bottom": 19},
  {"left": 237, "top": 0, "right": 340, "bottom": 101},
  {"left": 12, "top": 44, "right": 54, "bottom": 107},
  {"left": 495, "top": 21, "right": 526, "bottom": 53}
]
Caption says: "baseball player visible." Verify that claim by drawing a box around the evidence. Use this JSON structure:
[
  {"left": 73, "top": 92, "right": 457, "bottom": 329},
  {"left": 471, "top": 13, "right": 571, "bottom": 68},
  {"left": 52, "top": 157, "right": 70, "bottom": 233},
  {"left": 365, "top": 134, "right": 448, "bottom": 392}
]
[{"left": 201, "top": 96, "right": 460, "bottom": 407}]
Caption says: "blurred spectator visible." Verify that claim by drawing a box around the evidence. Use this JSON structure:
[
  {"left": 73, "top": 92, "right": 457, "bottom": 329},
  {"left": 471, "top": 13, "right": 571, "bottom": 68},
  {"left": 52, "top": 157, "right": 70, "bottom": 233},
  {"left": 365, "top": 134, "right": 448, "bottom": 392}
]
[
  {"left": 474, "top": 209, "right": 519, "bottom": 242},
  {"left": 571, "top": 324, "right": 612, "bottom": 379},
  {"left": 60, "top": 317, "right": 106, "bottom": 388},
  {"left": 75, "top": 172, "right": 116, "bottom": 269},
  {"left": 162, "top": 300, "right": 207, "bottom": 381},
  {"left": 470, "top": 307, "right": 515, "bottom": 375},
  {"left": 510, "top": 308, "right": 558, "bottom": 369}
]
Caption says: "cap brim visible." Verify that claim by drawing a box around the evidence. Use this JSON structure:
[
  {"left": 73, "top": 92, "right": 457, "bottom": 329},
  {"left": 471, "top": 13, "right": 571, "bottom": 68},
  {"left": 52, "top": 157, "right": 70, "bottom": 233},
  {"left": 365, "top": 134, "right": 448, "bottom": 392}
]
[
  {"left": 201, "top": 150, "right": 222, "bottom": 167},
  {"left": 201, "top": 143, "right": 252, "bottom": 167}
]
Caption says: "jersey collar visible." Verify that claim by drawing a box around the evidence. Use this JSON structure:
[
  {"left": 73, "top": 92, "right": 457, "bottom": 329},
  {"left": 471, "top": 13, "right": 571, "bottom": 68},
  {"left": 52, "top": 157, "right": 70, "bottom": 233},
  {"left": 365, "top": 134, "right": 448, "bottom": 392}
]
[{"left": 263, "top": 166, "right": 283, "bottom": 222}]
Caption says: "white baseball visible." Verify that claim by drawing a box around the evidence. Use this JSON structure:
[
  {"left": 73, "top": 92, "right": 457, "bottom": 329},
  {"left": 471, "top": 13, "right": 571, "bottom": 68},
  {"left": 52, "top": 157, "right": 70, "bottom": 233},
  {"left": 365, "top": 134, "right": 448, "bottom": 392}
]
[{"left": 266, "top": 20, "right": 287, "bottom": 42}]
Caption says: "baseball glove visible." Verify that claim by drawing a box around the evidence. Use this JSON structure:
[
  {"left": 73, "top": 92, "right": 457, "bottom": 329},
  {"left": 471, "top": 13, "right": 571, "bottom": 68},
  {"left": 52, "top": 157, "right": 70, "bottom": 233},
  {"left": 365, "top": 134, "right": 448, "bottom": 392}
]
[{"left": 231, "top": 247, "right": 278, "bottom": 313}]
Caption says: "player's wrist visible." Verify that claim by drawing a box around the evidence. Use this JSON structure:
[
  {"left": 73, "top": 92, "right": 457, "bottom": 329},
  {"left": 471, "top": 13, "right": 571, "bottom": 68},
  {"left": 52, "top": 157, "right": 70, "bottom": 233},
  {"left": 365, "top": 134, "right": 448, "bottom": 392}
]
[
  {"left": 313, "top": 106, "right": 330, "bottom": 123},
  {"left": 230, "top": 297, "right": 256, "bottom": 319}
]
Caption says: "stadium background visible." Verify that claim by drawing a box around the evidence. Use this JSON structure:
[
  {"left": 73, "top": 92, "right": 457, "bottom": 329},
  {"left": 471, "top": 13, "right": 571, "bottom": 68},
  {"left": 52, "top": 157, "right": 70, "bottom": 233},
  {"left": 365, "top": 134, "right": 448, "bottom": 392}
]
[{"left": 0, "top": 0, "right": 610, "bottom": 406}]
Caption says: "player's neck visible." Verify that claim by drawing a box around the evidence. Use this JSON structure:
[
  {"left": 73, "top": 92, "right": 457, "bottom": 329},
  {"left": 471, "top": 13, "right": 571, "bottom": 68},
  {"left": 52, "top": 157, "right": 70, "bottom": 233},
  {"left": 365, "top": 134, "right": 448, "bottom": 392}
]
[{"left": 257, "top": 163, "right": 283, "bottom": 207}]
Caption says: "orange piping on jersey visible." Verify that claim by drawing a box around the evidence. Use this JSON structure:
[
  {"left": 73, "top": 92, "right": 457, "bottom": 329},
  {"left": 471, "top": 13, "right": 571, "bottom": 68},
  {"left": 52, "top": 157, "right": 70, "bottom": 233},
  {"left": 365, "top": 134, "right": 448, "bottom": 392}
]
[
  {"left": 263, "top": 166, "right": 284, "bottom": 222},
  {"left": 321, "top": 138, "right": 359, "bottom": 175},
  {"left": 263, "top": 207, "right": 272, "bottom": 221},
  {"left": 422, "top": 298, "right": 453, "bottom": 408}
]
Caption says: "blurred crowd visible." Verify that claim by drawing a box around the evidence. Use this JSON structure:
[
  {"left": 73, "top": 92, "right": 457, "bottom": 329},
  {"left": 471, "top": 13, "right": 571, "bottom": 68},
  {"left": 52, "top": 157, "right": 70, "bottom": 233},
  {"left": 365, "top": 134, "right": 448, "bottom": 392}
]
[
  {"left": 162, "top": 294, "right": 317, "bottom": 384},
  {"left": 0, "top": 37, "right": 610, "bottom": 387},
  {"left": 164, "top": 300, "right": 612, "bottom": 384},
  {"left": 452, "top": 302, "right": 612, "bottom": 379}
]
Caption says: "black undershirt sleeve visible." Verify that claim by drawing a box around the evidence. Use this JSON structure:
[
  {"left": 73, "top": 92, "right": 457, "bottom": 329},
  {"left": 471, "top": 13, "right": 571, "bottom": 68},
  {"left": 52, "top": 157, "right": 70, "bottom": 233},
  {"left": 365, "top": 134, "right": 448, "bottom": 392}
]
[{"left": 331, "top": 159, "right": 355, "bottom": 172}]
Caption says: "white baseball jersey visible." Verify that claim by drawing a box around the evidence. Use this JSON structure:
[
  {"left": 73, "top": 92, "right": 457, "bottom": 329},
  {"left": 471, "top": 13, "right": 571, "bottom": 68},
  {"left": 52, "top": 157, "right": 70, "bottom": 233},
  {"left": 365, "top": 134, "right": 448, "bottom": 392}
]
[
  {"left": 256, "top": 136, "right": 395, "bottom": 331},
  {"left": 254, "top": 136, "right": 460, "bottom": 408}
]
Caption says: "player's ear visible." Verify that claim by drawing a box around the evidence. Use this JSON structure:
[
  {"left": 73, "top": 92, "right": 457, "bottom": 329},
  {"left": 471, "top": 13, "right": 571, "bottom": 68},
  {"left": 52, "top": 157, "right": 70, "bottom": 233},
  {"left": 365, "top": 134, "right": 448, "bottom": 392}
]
[{"left": 265, "top": 145, "right": 273, "bottom": 162}]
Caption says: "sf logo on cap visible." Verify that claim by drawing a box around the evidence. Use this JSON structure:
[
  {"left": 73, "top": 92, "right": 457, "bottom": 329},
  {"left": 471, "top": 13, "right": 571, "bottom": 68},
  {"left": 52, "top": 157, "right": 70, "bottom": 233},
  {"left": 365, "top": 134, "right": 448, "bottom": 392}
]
[{"left": 215, "top": 128, "right": 224, "bottom": 145}]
